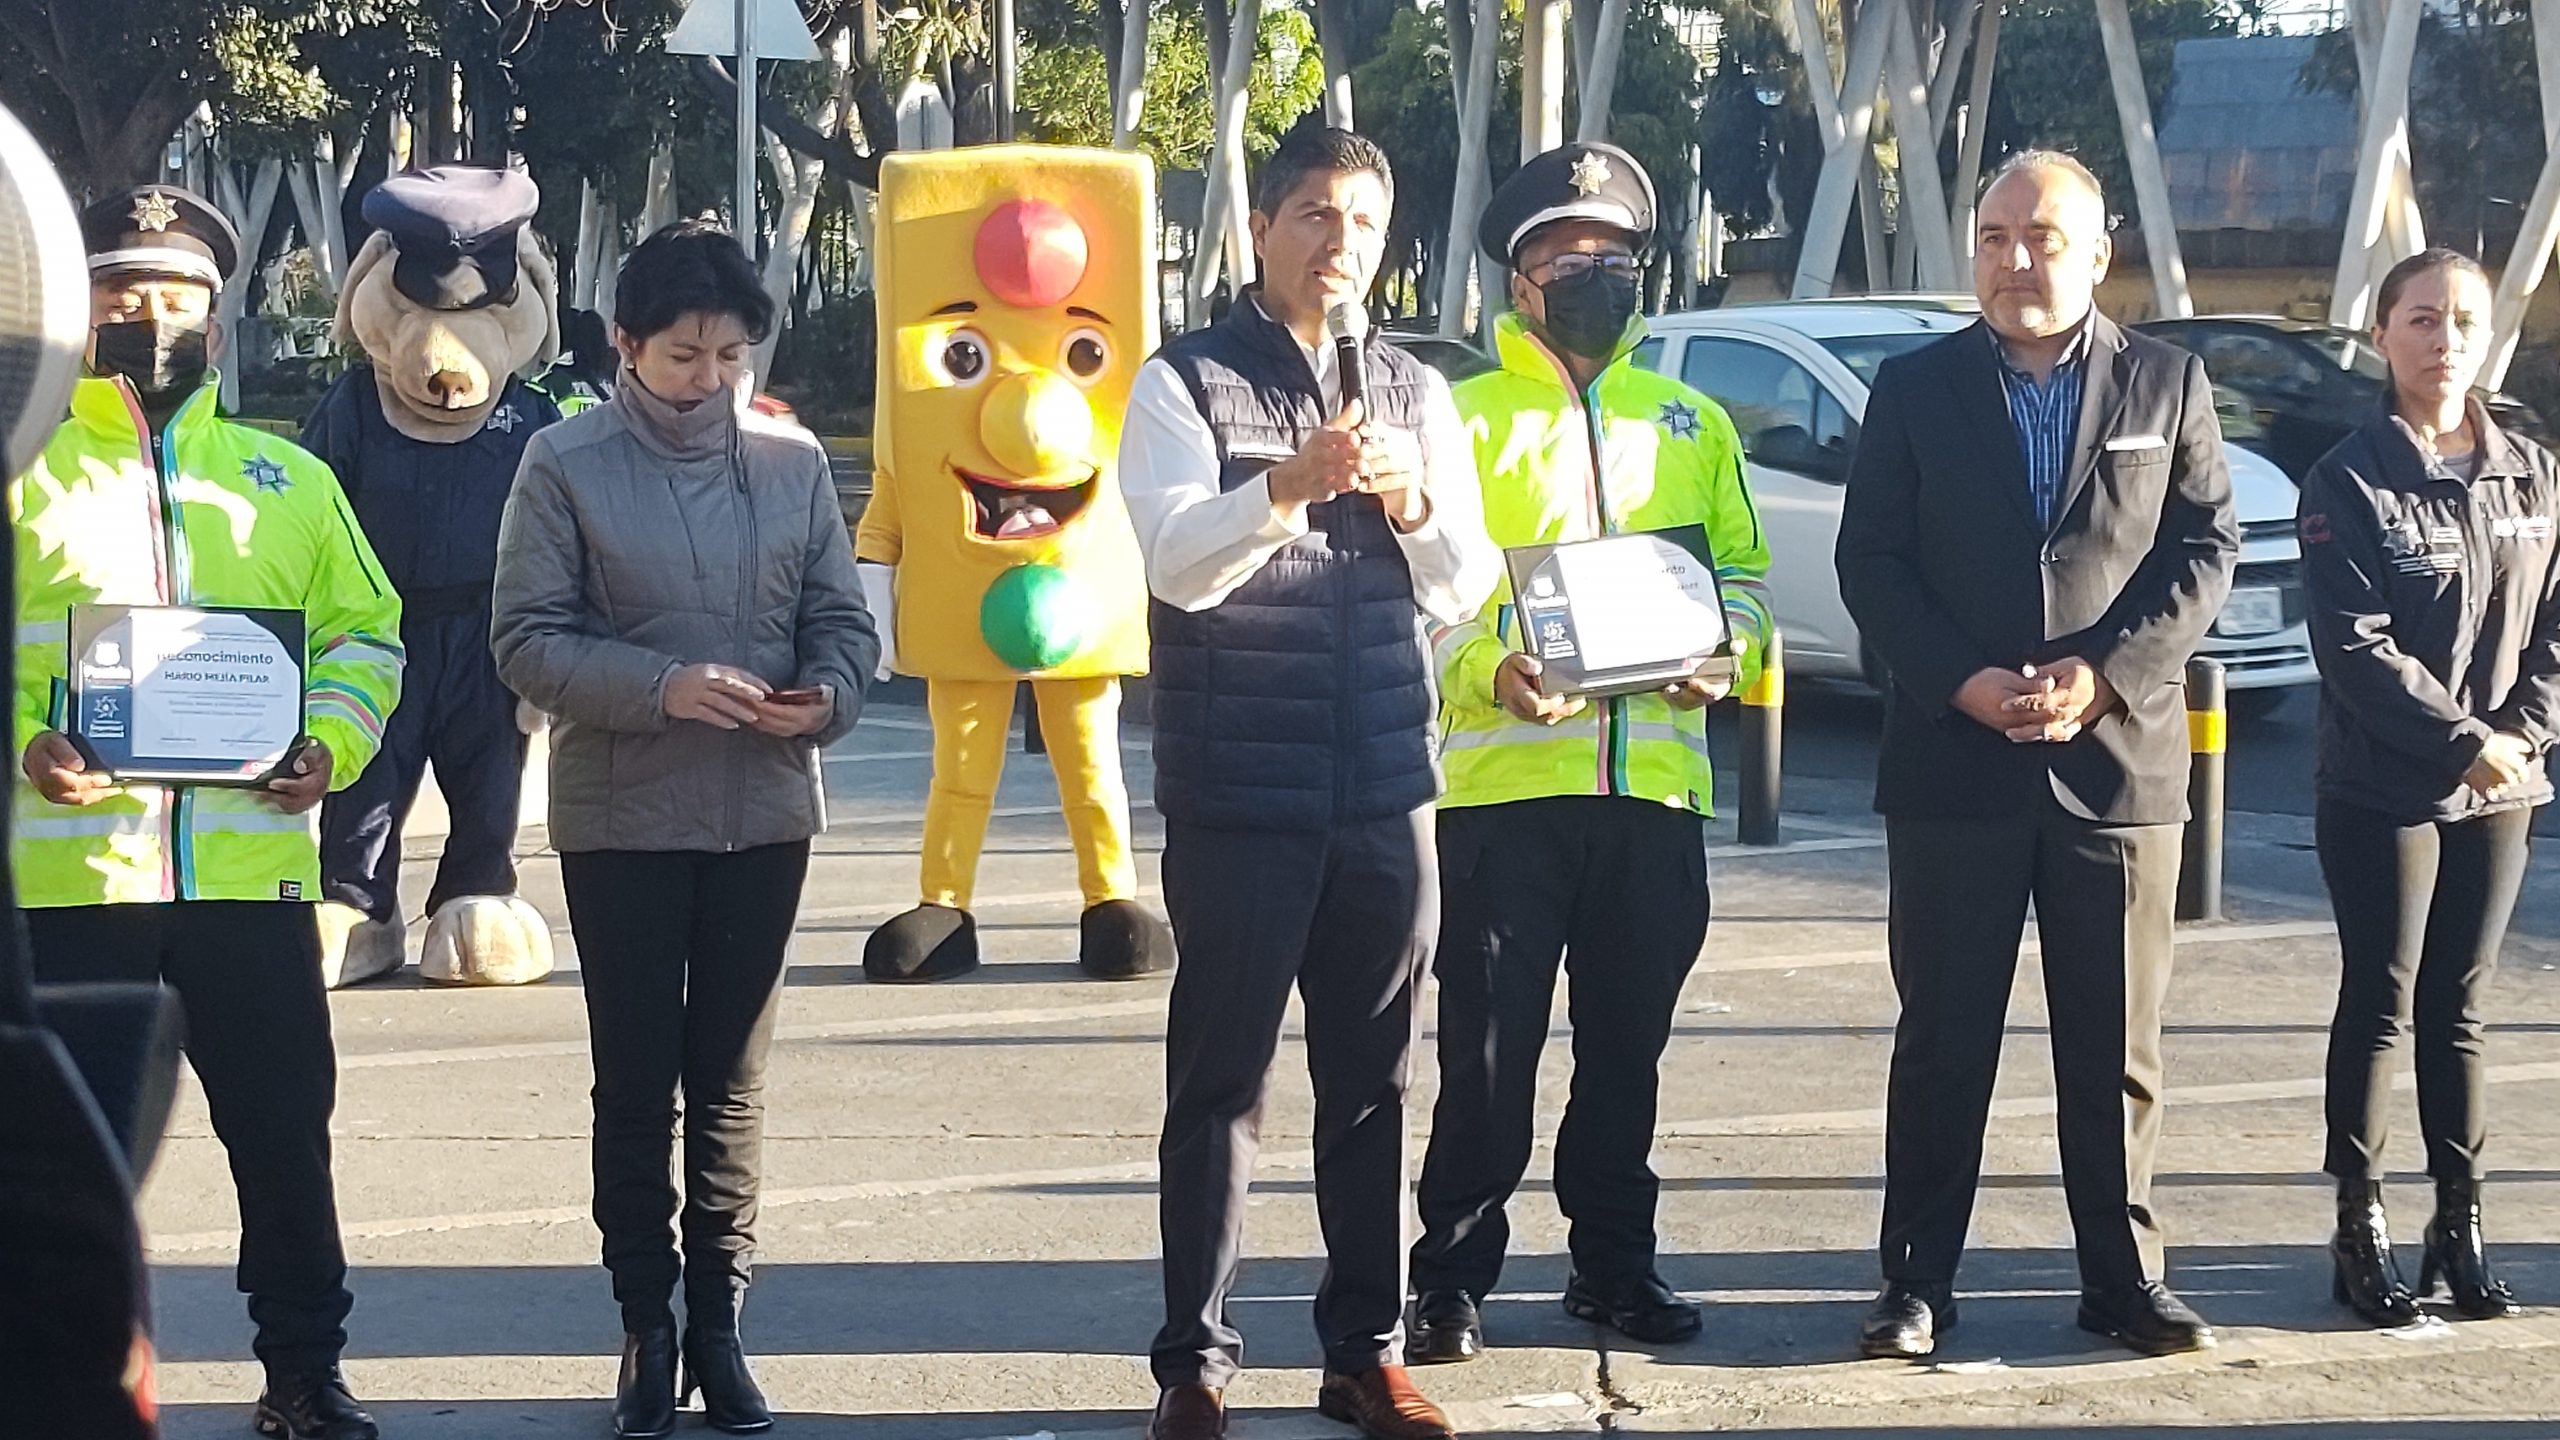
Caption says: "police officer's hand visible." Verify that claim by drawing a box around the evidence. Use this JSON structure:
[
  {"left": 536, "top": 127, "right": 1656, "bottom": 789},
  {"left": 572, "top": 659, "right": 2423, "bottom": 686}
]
[
  {"left": 1356, "top": 421, "right": 1430, "bottom": 532},
  {"left": 1496, "top": 652, "right": 1587, "bottom": 724},
  {"left": 1267, "top": 398, "right": 1366, "bottom": 519},
  {"left": 2465, "top": 731, "right": 2536, "bottom": 800},
  {"left": 1664, "top": 655, "right": 1739, "bottom": 711},
  {"left": 23, "top": 731, "right": 113, "bottom": 807},
  {"left": 262, "top": 738, "right": 333, "bottom": 814},
  {"left": 664, "top": 663, "right": 771, "bottom": 730}
]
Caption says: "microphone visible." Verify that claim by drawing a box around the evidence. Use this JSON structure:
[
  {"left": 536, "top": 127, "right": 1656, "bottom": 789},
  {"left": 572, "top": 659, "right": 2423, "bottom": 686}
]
[{"left": 1325, "top": 301, "right": 1368, "bottom": 418}]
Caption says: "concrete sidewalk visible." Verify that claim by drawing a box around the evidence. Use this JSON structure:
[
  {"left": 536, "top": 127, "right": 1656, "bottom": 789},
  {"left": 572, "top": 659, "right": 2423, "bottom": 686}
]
[{"left": 141, "top": 693, "right": 2560, "bottom": 1437}]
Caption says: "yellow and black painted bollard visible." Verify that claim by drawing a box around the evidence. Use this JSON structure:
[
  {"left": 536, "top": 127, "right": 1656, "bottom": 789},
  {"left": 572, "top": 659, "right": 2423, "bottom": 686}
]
[
  {"left": 1738, "top": 631, "right": 1784, "bottom": 846},
  {"left": 2176, "top": 656, "right": 2227, "bottom": 922}
]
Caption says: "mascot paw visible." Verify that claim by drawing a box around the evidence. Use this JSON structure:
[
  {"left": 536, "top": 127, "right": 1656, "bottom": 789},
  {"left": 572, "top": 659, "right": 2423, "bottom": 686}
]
[
  {"left": 862, "top": 904, "right": 980, "bottom": 983},
  {"left": 420, "top": 896, "right": 557, "bottom": 986},
  {"left": 318, "top": 904, "right": 406, "bottom": 989},
  {"left": 1078, "top": 899, "right": 1175, "bottom": 981}
]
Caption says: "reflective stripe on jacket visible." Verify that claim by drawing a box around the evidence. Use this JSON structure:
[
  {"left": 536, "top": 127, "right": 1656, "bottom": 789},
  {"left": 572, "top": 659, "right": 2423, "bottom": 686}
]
[
  {"left": 1436, "top": 312, "right": 1772, "bottom": 814},
  {"left": 11, "top": 372, "right": 404, "bottom": 907}
]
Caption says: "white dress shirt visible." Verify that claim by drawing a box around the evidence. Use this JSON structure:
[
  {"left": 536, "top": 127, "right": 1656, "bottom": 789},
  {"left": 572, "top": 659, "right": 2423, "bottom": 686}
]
[{"left": 1117, "top": 312, "right": 1500, "bottom": 627}]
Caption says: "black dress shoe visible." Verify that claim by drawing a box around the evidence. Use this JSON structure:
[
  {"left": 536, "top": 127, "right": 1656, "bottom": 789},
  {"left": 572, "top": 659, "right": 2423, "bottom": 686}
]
[
  {"left": 2077, "top": 1281, "right": 2216, "bottom": 1356},
  {"left": 253, "top": 1366, "right": 380, "bottom": 1440},
  {"left": 1407, "top": 1289, "right": 1483, "bottom": 1364},
  {"left": 2421, "top": 1177, "right": 2520, "bottom": 1319},
  {"left": 1858, "top": 1284, "right": 1954, "bottom": 1360},
  {"left": 2331, "top": 1179, "right": 2421, "bottom": 1327},
  {"left": 1562, "top": 1271, "right": 1702, "bottom": 1344},
  {"left": 612, "top": 1326, "right": 679, "bottom": 1438},
  {"left": 682, "top": 1325, "right": 776, "bottom": 1433}
]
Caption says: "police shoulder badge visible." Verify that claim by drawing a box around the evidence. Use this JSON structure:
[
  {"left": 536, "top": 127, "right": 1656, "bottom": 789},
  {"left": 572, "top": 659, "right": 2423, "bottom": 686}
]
[
  {"left": 243, "top": 454, "right": 292, "bottom": 493},
  {"left": 1658, "top": 399, "right": 1701, "bottom": 441}
]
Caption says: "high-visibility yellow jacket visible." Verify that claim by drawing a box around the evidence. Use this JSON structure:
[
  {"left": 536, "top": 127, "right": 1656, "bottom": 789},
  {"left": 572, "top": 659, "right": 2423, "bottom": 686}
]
[
  {"left": 10, "top": 372, "right": 404, "bottom": 908},
  {"left": 1436, "top": 313, "right": 1772, "bottom": 814}
]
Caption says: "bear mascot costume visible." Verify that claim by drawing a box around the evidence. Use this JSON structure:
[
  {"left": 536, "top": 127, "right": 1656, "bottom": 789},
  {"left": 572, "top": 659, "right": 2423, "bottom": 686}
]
[
  {"left": 300, "top": 165, "right": 561, "bottom": 987},
  {"left": 855, "top": 145, "right": 1175, "bottom": 983}
]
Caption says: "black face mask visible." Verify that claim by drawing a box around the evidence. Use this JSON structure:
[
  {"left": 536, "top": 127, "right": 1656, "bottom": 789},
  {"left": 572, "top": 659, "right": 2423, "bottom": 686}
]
[
  {"left": 93, "top": 317, "right": 211, "bottom": 397},
  {"left": 1535, "top": 267, "right": 1640, "bottom": 362}
]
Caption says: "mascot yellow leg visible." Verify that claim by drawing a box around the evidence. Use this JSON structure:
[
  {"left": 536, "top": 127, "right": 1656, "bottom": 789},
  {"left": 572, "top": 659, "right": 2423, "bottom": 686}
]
[
  {"left": 1033, "top": 675, "right": 1172, "bottom": 980},
  {"left": 862, "top": 678, "right": 1013, "bottom": 982},
  {"left": 863, "top": 675, "right": 1173, "bottom": 982}
]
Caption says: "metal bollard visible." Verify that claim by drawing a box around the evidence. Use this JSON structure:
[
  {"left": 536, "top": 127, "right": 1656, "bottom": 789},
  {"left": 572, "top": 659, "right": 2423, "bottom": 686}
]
[
  {"left": 1017, "top": 680, "right": 1046, "bottom": 756},
  {"left": 2176, "top": 656, "right": 2227, "bottom": 922},
  {"left": 1738, "top": 631, "right": 1784, "bottom": 846}
]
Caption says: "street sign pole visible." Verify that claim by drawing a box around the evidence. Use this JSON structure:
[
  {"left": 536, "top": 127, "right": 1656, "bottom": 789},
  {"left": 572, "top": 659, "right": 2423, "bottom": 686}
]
[{"left": 734, "top": 0, "right": 758, "bottom": 255}]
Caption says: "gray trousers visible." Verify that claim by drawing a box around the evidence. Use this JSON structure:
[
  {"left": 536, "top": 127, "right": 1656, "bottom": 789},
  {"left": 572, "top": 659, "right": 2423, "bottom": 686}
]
[{"left": 1150, "top": 807, "right": 1437, "bottom": 1388}]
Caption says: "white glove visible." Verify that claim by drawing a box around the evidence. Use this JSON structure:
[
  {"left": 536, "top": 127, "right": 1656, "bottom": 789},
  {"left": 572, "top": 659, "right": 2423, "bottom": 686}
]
[
  {"left": 515, "top": 698, "right": 551, "bottom": 736},
  {"left": 858, "top": 561, "right": 898, "bottom": 682}
]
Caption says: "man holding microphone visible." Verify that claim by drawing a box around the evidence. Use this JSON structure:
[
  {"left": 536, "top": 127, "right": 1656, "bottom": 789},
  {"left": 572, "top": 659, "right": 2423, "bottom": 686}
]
[{"left": 1118, "top": 125, "right": 1500, "bottom": 1440}]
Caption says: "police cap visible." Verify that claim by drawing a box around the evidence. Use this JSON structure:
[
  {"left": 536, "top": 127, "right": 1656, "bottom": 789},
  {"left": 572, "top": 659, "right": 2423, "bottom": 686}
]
[
  {"left": 1477, "top": 142, "right": 1657, "bottom": 266},
  {"left": 81, "top": 185, "right": 239, "bottom": 290},
  {"left": 361, "top": 165, "right": 540, "bottom": 310}
]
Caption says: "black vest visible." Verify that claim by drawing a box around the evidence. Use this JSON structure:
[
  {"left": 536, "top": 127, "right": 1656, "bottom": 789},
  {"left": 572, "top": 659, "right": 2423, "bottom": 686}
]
[{"left": 1149, "top": 298, "right": 1440, "bottom": 831}]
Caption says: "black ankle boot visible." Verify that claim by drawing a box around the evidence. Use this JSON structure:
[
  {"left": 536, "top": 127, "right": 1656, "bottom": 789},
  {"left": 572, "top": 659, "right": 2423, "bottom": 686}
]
[
  {"left": 2421, "top": 1177, "right": 2519, "bottom": 1319},
  {"left": 682, "top": 1323, "right": 776, "bottom": 1433},
  {"left": 613, "top": 1325, "right": 679, "bottom": 1438},
  {"left": 2329, "top": 1179, "right": 2420, "bottom": 1326}
]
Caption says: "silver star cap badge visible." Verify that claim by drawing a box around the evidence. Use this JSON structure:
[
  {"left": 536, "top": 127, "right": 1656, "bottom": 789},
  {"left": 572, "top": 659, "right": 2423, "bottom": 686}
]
[
  {"left": 1569, "top": 152, "right": 1612, "bottom": 196},
  {"left": 130, "top": 191, "right": 182, "bottom": 233}
]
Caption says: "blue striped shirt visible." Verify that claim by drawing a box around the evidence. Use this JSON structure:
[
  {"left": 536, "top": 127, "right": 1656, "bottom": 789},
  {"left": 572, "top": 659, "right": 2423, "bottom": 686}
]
[{"left": 1993, "top": 323, "right": 2092, "bottom": 530}]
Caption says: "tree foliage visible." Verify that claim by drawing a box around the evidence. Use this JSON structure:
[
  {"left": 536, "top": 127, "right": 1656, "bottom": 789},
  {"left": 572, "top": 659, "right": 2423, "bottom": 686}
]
[
  {"left": 2302, "top": 0, "right": 2543, "bottom": 261},
  {"left": 1015, "top": 0, "right": 1327, "bottom": 172}
]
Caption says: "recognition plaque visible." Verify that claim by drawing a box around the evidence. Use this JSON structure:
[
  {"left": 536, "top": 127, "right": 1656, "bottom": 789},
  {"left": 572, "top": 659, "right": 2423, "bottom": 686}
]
[
  {"left": 67, "top": 604, "right": 306, "bottom": 785},
  {"left": 1503, "top": 525, "right": 1731, "bottom": 698}
]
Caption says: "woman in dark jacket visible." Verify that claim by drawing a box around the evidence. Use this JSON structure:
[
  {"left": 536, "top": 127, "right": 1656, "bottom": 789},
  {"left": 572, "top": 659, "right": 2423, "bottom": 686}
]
[
  {"left": 2299, "top": 246, "right": 2560, "bottom": 1327},
  {"left": 493, "top": 221, "right": 879, "bottom": 1434}
]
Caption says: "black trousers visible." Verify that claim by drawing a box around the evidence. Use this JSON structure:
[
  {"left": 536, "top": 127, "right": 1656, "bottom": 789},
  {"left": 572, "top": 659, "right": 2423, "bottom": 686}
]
[
  {"left": 1151, "top": 808, "right": 1436, "bottom": 1389},
  {"left": 1878, "top": 797, "right": 2179, "bottom": 1293},
  {"left": 559, "top": 842, "right": 810, "bottom": 1331},
  {"left": 319, "top": 606, "right": 526, "bottom": 923},
  {"left": 1411, "top": 797, "right": 1708, "bottom": 1298},
  {"left": 21, "top": 902, "right": 353, "bottom": 1373},
  {"left": 2317, "top": 800, "right": 2534, "bottom": 1184}
]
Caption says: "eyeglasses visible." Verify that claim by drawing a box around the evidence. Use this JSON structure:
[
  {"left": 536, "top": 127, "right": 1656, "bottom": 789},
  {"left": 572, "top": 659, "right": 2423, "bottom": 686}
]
[{"left": 1537, "top": 252, "right": 1642, "bottom": 281}]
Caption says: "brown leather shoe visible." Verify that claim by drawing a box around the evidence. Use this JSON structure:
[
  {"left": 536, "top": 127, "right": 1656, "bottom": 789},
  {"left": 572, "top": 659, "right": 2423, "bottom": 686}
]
[
  {"left": 1316, "top": 1365, "right": 1456, "bottom": 1440},
  {"left": 1146, "top": 1383, "right": 1226, "bottom": 1440}
]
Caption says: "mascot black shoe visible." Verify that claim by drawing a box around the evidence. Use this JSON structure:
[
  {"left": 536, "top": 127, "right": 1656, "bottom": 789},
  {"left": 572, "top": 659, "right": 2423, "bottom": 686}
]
[
  {"left": 1079, "top": 899, "right": 1174, "bottom": 981},
  {"left": 862, "top": 903, "right": 981, "bottom": 983}
]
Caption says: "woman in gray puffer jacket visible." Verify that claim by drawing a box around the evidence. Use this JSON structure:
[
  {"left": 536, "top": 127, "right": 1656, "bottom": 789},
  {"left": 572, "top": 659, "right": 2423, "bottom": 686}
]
[{"left": 492, "top": 220, "right": 877, "bottom": 1439}]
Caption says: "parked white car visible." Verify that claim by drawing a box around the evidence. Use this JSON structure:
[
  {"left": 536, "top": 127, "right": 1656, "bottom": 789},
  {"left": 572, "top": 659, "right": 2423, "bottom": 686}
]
[{"left": 1634, "top": 300, "right": 2319, "bottom": 714}]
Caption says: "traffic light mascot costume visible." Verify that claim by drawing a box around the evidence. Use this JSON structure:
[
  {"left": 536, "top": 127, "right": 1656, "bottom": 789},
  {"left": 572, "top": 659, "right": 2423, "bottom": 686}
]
[
  {"left": 300, "top": 166, "right": 563, "bottom": 987},
  {"left": 855, "top": 145, "right": 1174, "bottom": 982}
]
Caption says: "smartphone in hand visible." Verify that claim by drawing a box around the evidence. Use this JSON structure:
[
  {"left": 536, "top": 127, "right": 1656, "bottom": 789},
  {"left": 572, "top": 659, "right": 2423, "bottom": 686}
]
[{"left": 764, "top": 686, "right": 826, "bottom": 706}]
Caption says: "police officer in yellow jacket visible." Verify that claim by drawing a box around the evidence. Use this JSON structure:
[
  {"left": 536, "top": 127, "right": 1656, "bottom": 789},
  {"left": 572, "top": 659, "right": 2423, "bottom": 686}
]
[
  {"left": 12, "top": 186, "right": 403, "bottom": 1440},
  {"left": 1408, "top": 144, "right": 1772, "bottom": 1363}
]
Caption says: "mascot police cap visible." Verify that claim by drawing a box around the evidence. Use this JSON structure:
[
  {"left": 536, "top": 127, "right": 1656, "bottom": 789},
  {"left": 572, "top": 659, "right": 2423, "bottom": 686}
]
[
  {"left": 361, "top": 165, "right": 541, "bottom": 311},
  {"left": 81, "top": 184, "right": 240, "bottom": 289}
]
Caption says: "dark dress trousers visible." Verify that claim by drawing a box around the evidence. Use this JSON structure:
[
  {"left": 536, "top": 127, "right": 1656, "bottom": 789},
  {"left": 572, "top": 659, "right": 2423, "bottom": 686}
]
[
  {"left": 1146, "top": 299, "right": 1445, "bottom": 1388},
  {"left": 1835, "top": 315, "right": 2237, "bottom": 1292}
]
